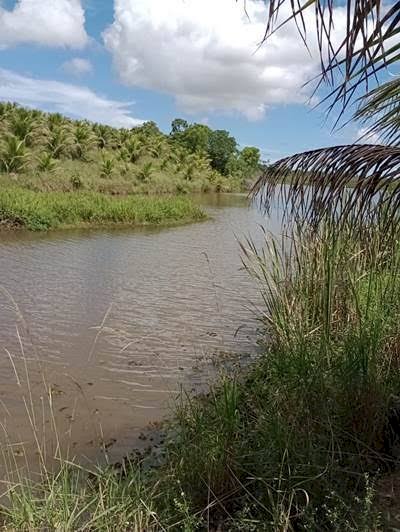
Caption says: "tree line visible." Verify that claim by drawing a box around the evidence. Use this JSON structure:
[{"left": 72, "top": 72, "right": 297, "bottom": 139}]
[{"left": 0, "top": 103, "right": 262, "bottom": 194}]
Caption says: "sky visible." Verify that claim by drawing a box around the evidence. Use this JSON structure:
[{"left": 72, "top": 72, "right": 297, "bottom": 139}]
[{"left": 0, "top": 0, "right": 364, "bottom": 160}]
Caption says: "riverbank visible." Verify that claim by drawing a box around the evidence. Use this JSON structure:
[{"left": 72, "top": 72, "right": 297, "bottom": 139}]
[
  {"left": 0, "top": 188, "right": 206, "bottom": 231},
  {"left": 2, "top": 220, "right": 400, "bottom": 530}
]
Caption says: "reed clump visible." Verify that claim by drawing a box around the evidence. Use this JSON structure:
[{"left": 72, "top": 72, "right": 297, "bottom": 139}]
[
  {"left": 0, "top": 187, "right": 206, "bottom": 231},
  {"left": 2, "top": 219, "right": 400, "bottom": 530},
  {"left": 147, "top": 221, "right": 400, "bottom": 530}
]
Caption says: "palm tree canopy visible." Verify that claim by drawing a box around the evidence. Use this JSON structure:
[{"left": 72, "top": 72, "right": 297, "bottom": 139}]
[
  {"left": 252, "top": 0, "right": 400, "bottom": 224},
  {"left": 252, "top": 144, "right": 400, "bottom": 225}
]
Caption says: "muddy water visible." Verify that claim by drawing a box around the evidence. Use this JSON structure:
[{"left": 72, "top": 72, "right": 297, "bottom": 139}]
[{"left": 0, "top": 194, "right": 278, "bottom": 474}]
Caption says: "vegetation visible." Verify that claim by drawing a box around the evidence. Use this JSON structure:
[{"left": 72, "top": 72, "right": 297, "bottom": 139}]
[
  {"left": 0, "top": 103, "right": 262, "bottom": 198},
  {"left": 3, "top": 218, "right": 399, "bottom": 530},
  {"left": 0, "top": 188, "right": 206, "bottom": 231},
  {"left": 1, "top": 1, "right": 399, "bottom": 530},
  {"left": 170, "top": 119, "right": 262, "bottom": 180},
  {"left": 253, "top": 0, "right": 399, "bottom": 206}
]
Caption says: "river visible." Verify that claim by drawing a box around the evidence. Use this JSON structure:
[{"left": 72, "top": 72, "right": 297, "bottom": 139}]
[{"left": 0, "top": 194, "right": 278, "bottom": 475}]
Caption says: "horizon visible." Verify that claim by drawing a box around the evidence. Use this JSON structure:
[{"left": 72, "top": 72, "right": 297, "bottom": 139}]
[{"left": 0, "top": 0, "right": 366, "bottom": 162}]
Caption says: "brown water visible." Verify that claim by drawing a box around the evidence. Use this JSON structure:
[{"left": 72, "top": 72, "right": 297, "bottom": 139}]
[{"left": 0, "top": 194, "right": 278, "bottom": 475}]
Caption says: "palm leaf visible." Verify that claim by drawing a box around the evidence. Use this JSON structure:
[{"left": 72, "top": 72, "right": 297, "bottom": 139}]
[
  {"left": 252, "top": 144, "right": 400, "bottom": 226},
  {"left": 355, "top": 77, "right": 400, "bottom": 145},
  {"left": 260, "top": 0, "right": 400, "bottom": 112}
]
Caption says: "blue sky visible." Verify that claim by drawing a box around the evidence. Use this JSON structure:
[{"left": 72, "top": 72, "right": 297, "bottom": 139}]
[{"left": 0, "top": 0, "right": 361, "bottom": 160}]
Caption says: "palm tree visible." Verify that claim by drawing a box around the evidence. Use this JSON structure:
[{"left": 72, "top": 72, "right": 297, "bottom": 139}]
[
  {"left": 123, "top": 137, "right": 143, "bottom": 164},
  {"left": 8, "top": 108, "right": 45, "bottom": 147},
  {"left": 36, "top": 152, "right": 57, "bottom": 173},
  {"left": 93, "top": 123, "right": 115, "bottom": 150},
  {"left": 145, "top": 138, "right": 164, "bottom": 159},
  {"left": 46, "top": 126, "right": 72, "bottom": 159},
  {"left": 71, "top": 122, "right": 96, "bottom": 161},
  {"left": 0, "top": 134, "right": 29, "bottom": 173},
  {"left": 253, "top": 1, "right": 400, "bottom": 227},
  {"left": 137, "top": 162, "right": 153, "bottom": 182},
  {"left": 118, "top": 128, "right": 131, "bottom": 148},
  {"left": 100, "top": 154, "right": 115, "bottom": 179},
  {"left": 47, "top": 112, "right": 67, "bottom": 130}
]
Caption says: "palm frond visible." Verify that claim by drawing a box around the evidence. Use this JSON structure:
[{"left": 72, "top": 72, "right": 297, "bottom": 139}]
[
  {"left": 355, "top": 77, "right": 400, "bottom": 145},
  {"left": 252, "top": 144, "right": 400, "bottom": 226},
  {"left": 261, "top": 0, "right": 400, "bottom": 112}
]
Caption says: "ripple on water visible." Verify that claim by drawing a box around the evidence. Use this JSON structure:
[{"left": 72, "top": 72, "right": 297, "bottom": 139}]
[{"left": 0, "top": 194, "right": 280, "bottom": 470}]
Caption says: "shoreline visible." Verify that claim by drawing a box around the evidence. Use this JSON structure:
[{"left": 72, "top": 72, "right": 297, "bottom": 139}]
[{"left": 0, "top": 188, "right": 207, "bottom": 232}]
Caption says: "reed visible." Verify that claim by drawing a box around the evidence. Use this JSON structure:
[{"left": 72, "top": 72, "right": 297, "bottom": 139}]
[
  {"left": 2, "top": 217, "right": 399, "bottom": 530},
  {"left": 0, "top": 187, "right": 206, "bottom": 231}
]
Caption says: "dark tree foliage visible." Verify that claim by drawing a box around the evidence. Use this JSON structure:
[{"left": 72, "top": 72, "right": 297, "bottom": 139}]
[{"left": 171, "top": 120, "right": 244, "bottom": 175}]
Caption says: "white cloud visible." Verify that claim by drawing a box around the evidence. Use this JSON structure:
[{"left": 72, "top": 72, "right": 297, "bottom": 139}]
[
  {"left": 0, "top": 0, "right": 88, "bottom": 48},
  {"left": 62, "top": 58, "right": 93, "bottom": 76},
  {"left": 356, "top": 126, "right": 381, "bottom": 144},
  {"left": 103, "top": 0, "right": 346, "bottom": 120},
  {"left": 0, "top": 68, "right": 144, "bottom": 127}
]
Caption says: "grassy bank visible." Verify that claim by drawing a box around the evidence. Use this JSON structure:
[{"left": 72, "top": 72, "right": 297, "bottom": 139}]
[
  {"left": 0, "top": 188, "right": 206, "bottom": 231},
  {"left": 2, "top": 220, "right": 400, "bottom": 530}
]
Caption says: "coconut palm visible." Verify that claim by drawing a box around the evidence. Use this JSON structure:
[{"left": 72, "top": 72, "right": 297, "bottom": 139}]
[
  {"left": 93, "top": 123, "right": 115, "bottom": 150},
  {"left": 253, "top": 1, "right": 400, "bottom": 227},
  {"left": 47, "top": 112, "right": 67, "bottom": 130},
  {"left": 118, "top": 128, "right": 131, "bottom": 148},
  {"left": 123, "top": 137, "right": 143, "bottom": 164},
  {"left": 46, "top": 126, "right": 72, "bottom": 159},
  {"left": 145, "top": 138, "right": 164, "bottom": 158},
  {"left": 36, "top": 152, "right": 57, "bottom": 173},
  {"left": 100, "top": 154, "right": 115, "bottom": 179},
  {"left": 0, "top": 102, "right": 18, "bottom": 119},
  {"left": 8, "top": 109, "right": 45, "bottom": 147},
  {"left": 137, "top": 162, "right": 153, "bottom": 182},
  {"left": 71, "top": 123, "right": 96, "bottom": 161},
  {"left": 0, "top": 134, "right": 29, "bottom": 173}
]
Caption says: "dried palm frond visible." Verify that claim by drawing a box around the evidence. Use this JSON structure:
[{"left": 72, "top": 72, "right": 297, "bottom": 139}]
[
  {"left": 260, "top": 0, "right": 400, "bottom": 113},
  {"left": 355, "top": 78, "right": 400, "bottom": 145},
  {"left": 252, "top": 143, "right": 400, "bottom": 226}
]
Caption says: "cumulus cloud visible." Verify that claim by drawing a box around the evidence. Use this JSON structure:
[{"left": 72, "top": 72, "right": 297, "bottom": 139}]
[
  {"left": 0, "top": 0, "right": 88, "bottom": 48},
  {"left": 0, "top": 68, "right": 144, "bottom": 127},
  {"left": 62, "top": 58, "right": 93, "bottom": 76},
  {"left": 103, "top": 0, "right": 346, "bottom": 120}
]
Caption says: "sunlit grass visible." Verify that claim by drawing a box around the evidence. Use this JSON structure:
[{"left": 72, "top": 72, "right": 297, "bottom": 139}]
[
  {"left": 1, "top": 218, "right": 399, "bottom": 530},
  {"left": 0, "top": 187, "right": 206, "bottom": 231}
]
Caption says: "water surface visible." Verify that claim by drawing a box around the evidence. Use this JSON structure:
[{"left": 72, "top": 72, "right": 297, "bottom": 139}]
[{"left": 0, "top": 194, "right": 277, "bottom": 473}]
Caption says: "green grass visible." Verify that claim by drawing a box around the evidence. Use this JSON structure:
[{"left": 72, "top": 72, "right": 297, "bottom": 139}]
[
  {"left": 0, "top": 187, "right": 206, "bottom": 231},
  {"left": 1, "top": 462, "right": 160, "bottom": 531},
  {"left": 1, "top": 221, "right": 400, "bottom": 530},
  {"left": 0, "top": 153, "right": 243, "bottom": 197}
]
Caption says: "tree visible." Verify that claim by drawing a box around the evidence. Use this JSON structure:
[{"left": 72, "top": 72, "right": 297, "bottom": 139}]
[
  {"left": 71, "top": 123, "right": 96, "bottom": 161},
  {"left": 0, "top": 134, "right": 29, "bottom": 173},
  {"left": 177, "top": 123, "right": 211, "bottom": 154},
  {"left": 253, "top": 1, "right": 400, "bottom": 226},
  {"left": 121, "top": 137, "right": 143, "bottom": 164},
  {"left": 46, "top": 125, "right": 71, "bottom": 159},
  {"left": 208, "top": 130, "right": 237, "bottom": 175},
  {"left": 171, "top": 118, "right": 188, "bottom": 135},
  {"left": 239, "top": 147, "right": 260, "bottom": 170},
  {"left": 136, "top": 121, "right": 161, "bottom": 139}
]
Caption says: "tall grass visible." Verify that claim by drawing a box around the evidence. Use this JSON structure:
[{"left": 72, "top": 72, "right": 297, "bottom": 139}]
[
  {"left": 154, "top": 220, "right": 400, "bottom": 529},
  {"left": 1, "top": 216, "right": 399, "bottom": 529},
  {"left": 0, "top": 187, "right": 206, "bottom": 230},
  {"left": 2, "top": 461, "right": 161, "bottom": 531}
]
